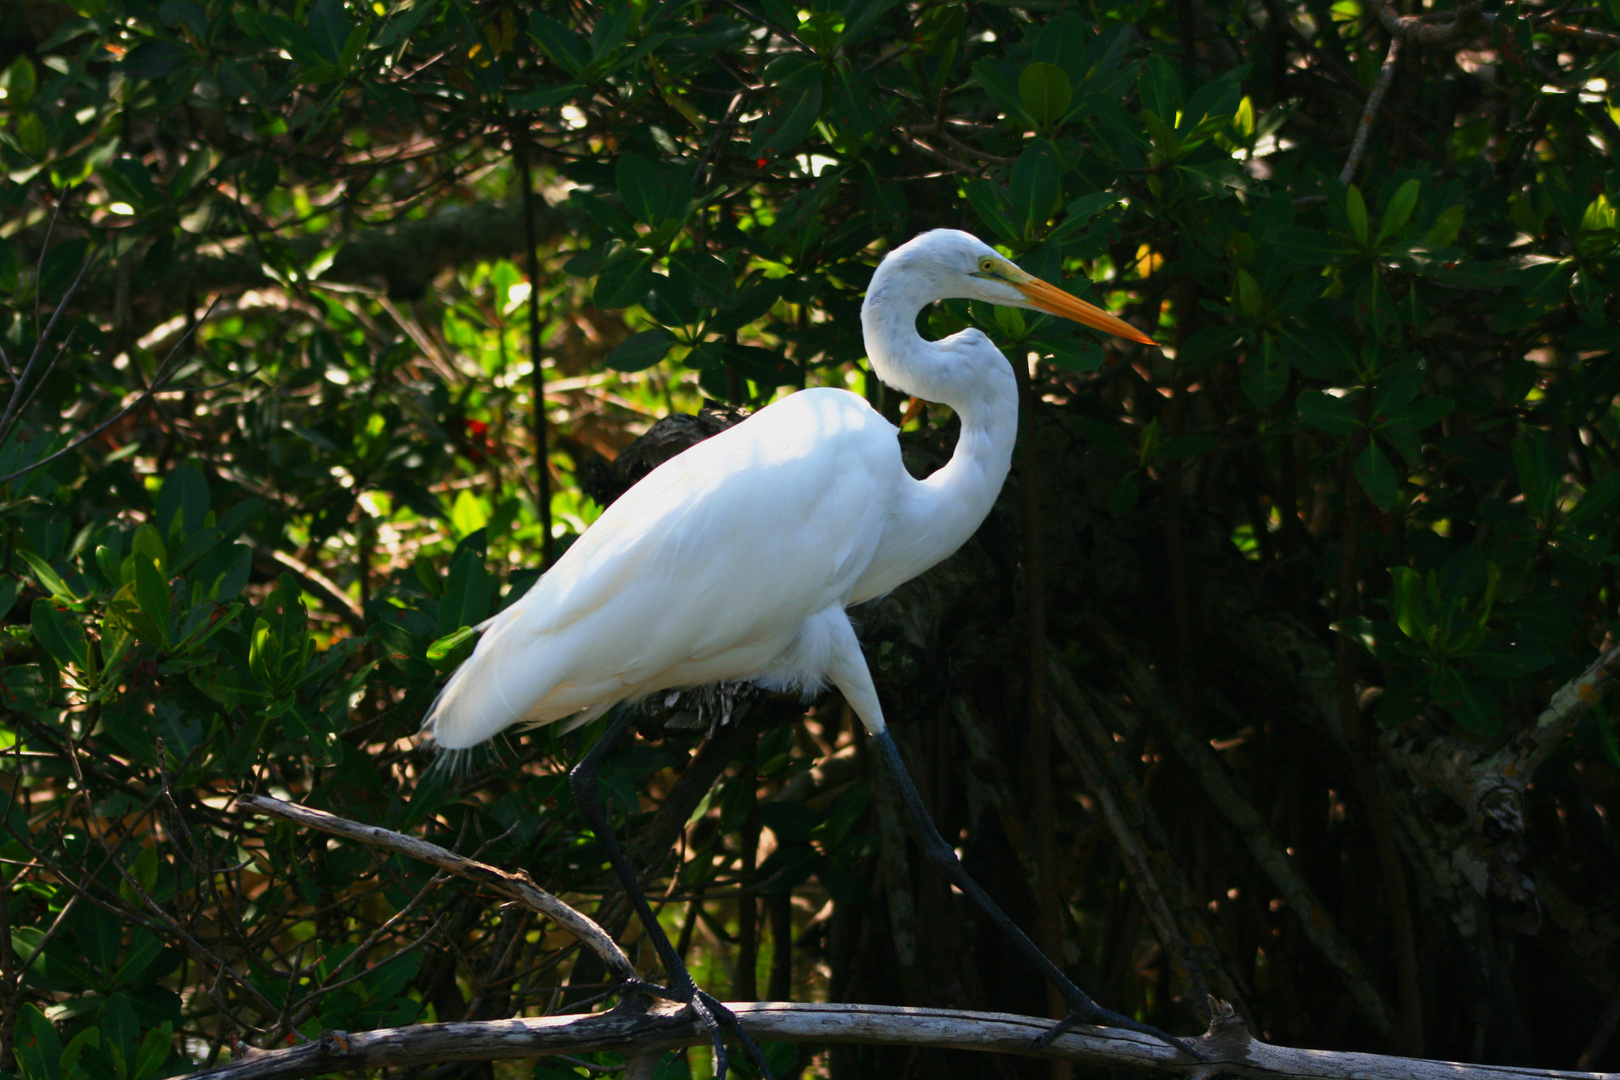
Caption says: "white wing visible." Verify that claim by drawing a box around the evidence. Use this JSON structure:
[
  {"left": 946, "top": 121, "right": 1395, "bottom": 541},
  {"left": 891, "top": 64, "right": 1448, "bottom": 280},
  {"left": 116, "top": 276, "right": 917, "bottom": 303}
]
[{"left": 426, "top": 388, "right": 901, "bottom": 749}]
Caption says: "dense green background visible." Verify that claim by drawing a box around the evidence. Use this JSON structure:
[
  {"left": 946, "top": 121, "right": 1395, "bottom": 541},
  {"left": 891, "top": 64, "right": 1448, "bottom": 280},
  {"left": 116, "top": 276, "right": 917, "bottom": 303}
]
[{"left": 4, "top": 0, "right": 1620, "bottom": 1074}]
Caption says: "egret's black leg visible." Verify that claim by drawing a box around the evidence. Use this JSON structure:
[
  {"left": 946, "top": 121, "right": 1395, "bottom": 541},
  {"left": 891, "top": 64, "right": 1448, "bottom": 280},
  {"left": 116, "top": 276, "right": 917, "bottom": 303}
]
[
  {"left": 869, "top": 728, "right": 1205, "bottom": 1061},
  {"left": 570, "top": 709, "right": 772, "bottom": 1079}
]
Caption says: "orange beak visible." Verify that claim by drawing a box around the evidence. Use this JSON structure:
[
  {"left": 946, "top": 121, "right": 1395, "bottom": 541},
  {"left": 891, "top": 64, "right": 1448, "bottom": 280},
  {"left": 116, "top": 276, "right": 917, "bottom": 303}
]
[{"left": 1009, "top": 271, "right": 1158, "bottom": 347}]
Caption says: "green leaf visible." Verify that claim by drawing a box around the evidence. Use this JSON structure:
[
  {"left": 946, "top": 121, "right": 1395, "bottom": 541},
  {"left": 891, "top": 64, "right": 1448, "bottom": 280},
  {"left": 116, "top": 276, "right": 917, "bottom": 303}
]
[
  {"left": 1234, "top": 268, "right": 1263, "bottom": 319},
  {"left": 588, "top": 2, "right": 633, "bottom": 59},
  {"left": 306, "top": 0, "right": 351, "bottom": 65},
  {"left": 4, "top": 57, "right": 36, "bottom": 107},
  {"left": 749, "top": 79, "right": 824, "bottom": 160},
  {"left": 123, "top": 38, "right": 192, "bottom": 80},
  {"left": 1371, "top": 358, "right": 1424, "bottom": 418},
  {"left": 249, "top": 574, "right": 314, "bottom": 695},
  {"left": 437, "top": 546, "right": 493, "bottom": 639},
  {"left": 684, "top": 342, "right": 725, "bottom": 369},
  {"left": 134, "top": 552, "right": 172, "bottom": 649},
  {"left": 1565, "top": 469, "right": 1620, "bottom": 530},
  {"left": 616, "top": 153, "right": 664, "bottom": 225},
  {"left": 507, "top": 84, "right": 579, "bottom": 110},
  {"left": 1272, "top": 227, "right": 1348, "bottom": 266},
  {"left": 19, "top": 550, "right": 80, "bottom": 606},
  {"left": 1296, "top": 390, "right": 1358, "bottom": 434},
  {"left": 426, "top": 625, "right": 478, "bottom": 668},
  {"left": 529, "top": 11, "right": 589, "bottom": 76},
  {"left": 1018, "top": 62, "right": 1073, "bottom": 131},
  {"left": 1354, "top": 440, "right": 1399, "bottom": 512},
  {"left": 1038, "top": 335, "right": 1103, "bottom": 371},
  {"left": 606, "top": 329, "right": 676, "bottom": 372},
  {"left": 15, "top": 1005, "right": 62, "bottom": 1080},
  {"left": 1377, "top": 397, "right": 1454, "bottom": 433},
  {"left": 1048, "top": 191, "right": 1118, "bottom": 241},
  {"left": 1009, "top": 139, "right": 1061, "bottom": 236},
  {"left": 593, "top": 254, "right": 655, "bottom": 309},
  {"left": 1233, "top": 94, "right": 1255, "bottom": 137},
  {"left": 156, "top": 464, "right": 210, "bottom": 542},
  {"left": 1346, "top": 184, "right": 1369, "bottom": 245},
  {"left": 1512, "top": 429, "right": 1560, "bottom": 526},
  {"left": 450, "top": 489, "right": 489, "bottom": 539},
  {"left": 132, "top": 523, "right": 168, "bottom": 572},
  {"left": 709, "top": 282, "right": 783, "bottom": 335},
  {"left": 962, "top": 178, "right": 1017, "bottom": 242},
  {"left": 0, "top": 239, "right": 17, "bottom": 294},
  {"left": 1387, "top": 566, "right": 1428, "bottom": 642},
  {"left": 840, "top": 0, "right": 900, "bottom": 46},
  {"left": 60, "top": 1027, "right": 99, "bottom": 1080},
  {"left": 1424, "top": 203, "right": 1465, "bottom": 247},
  {"left": 15, "top": 113, "right": 46, "bottom": 160},
  {"left": 131, "top": 1023, "right": 172, "bottom": 1080},
  {"left": 1429, "top": 664, "right": 1498, "bottom": 736},
  {"left": 31, "top": 597, "right": 89, "bottom": 670},
  {"left": 1139, "top": 109, "right": 1181, "bottom": 160},
  {"left": 1377, "top": 178, "right": 1422, "bottom": 245},
  {"left": 1240, "top": 335, "right": 1287, "bottom": 409}
]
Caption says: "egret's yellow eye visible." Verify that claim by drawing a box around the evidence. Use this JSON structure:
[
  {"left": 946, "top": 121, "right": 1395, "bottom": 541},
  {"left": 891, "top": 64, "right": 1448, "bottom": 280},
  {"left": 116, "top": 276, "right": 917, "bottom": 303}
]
[{"left": 978, "top": 256, "right": 999, "bottom": 274}]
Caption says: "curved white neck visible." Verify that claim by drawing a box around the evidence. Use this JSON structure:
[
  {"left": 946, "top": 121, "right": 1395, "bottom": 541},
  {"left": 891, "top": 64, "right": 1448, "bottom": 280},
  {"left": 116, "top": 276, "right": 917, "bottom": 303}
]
[{"left": 853, "top": 263, "right": 1019, "bottom": 600}]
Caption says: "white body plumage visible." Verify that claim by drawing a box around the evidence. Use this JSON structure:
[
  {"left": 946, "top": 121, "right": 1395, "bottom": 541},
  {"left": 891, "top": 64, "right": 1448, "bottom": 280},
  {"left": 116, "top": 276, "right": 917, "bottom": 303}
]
[{"left": 425, "top": 229, "right": 1152, "bottom": 749}]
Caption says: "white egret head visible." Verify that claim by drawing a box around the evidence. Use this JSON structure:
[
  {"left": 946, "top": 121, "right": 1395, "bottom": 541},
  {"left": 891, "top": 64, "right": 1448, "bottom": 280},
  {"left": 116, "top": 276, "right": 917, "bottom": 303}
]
[{"left": 877, "top": 229, "right": 1157, "bottom": 346}]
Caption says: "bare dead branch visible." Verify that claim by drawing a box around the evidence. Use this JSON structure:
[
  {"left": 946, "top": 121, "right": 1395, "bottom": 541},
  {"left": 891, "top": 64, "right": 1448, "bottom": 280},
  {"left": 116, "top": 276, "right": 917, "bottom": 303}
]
[
  {"left": 235, "top": 793, "right": 638, "bottom": 982},
  {"left": 167, "top": 998, "right": 1620, "bottom": 1080},
  {"left": 1340, "top": 36, "right": 1402, "bottom": 185}
]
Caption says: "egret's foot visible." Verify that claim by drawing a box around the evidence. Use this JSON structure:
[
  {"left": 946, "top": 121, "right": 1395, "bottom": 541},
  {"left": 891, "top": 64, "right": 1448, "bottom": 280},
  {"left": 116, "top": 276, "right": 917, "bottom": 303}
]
[
  {"left": 1029, "top": 998, "right": 1208, "bottom": 1062},
  {"left": 619, "top": 978, "right": 773, "bottom": 1080}
]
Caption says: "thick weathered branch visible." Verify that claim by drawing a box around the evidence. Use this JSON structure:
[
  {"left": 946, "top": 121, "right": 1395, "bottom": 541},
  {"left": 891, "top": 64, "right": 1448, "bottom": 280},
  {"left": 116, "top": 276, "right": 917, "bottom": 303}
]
[
  {"left": 1368, "top": 0, "right": 1482, "bottom": 46},
  {"left": 168, "top": 998, "right": 1620, "bottom": 1080},
  {"left": 235, "top": 794, "right": 637, "bottom": 982},
  {"left": 1378, "top": 639, "right": 1620, "bottom": 920}
]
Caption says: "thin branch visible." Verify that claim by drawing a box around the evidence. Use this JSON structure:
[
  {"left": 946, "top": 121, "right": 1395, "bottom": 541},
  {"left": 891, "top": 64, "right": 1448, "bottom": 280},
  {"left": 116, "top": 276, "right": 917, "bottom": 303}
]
[
  {"left": 1340, "top": 36, "right": 1402, "bottom": 185},
  {"left": 0, "top": 249, "right": 95, "bottom": 445},
  {"left": 926, "top": 125, "right": 1017, "bottom": 167},
  {"left": 235, "top": 794, "right": 638, "bottom": 983}
]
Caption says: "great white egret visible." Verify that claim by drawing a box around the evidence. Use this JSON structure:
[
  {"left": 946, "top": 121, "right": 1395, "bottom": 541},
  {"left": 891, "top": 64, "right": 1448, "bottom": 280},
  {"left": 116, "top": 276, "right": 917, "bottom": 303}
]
[{"left": 426, "top": 229, "right": 1195, "bottom": 1070}]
